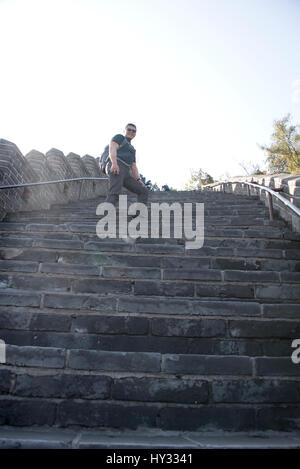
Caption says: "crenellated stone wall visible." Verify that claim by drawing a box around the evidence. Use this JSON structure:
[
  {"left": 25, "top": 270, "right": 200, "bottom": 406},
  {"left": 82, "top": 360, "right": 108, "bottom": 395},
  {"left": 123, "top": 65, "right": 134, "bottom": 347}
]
[
  {"left": 225, "top": 173, "right": 300, "bottom": 208},
  {"left": 206, "top": 173, "right": 300, "bottom": 233},
  {"left": 0, "top": 139, "right": 108, "bottom": 221}
]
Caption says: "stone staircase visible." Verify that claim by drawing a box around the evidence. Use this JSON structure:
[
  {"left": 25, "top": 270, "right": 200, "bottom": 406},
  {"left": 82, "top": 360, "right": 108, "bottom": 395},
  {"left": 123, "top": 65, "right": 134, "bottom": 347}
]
[{"left": 0, "top": 190, "right": 300, "bottom": 435}]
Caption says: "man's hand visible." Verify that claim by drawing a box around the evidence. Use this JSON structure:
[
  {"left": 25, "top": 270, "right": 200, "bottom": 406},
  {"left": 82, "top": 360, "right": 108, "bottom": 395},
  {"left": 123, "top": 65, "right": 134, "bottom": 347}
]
[
  {"left": 138, "top": 179, "right": 146, "bottom": 187},
  {"left": 110, "top": 162, "right": 120, "bottom": 175}
]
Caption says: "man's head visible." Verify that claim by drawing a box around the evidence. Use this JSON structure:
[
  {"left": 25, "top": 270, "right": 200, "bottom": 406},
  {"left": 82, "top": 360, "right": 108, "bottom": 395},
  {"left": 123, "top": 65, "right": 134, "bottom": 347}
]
[{"left": 125, "top": 123, "right": 137, "bottom": 141}]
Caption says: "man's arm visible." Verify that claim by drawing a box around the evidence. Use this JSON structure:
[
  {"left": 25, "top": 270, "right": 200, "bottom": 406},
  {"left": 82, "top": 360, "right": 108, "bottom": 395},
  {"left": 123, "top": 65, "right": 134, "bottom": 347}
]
[
  {"left": 131, "top": 162, "right": 146, "bottom": 186},
  {"left": 109, "top": 141, "right": 120, "bottom": 174}
]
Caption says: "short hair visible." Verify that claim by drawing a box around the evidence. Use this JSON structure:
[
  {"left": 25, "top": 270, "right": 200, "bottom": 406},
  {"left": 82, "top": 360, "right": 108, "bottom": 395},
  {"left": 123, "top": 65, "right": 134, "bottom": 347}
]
[{"left": 126, "top": 123, "right": 137, "bottom": 130}]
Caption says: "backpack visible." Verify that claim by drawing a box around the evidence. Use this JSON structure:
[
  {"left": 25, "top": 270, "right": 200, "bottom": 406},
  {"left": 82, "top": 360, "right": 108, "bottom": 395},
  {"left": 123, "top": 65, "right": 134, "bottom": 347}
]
[{"left": 99, "top": 136, "right": 128, "bottom": 173}]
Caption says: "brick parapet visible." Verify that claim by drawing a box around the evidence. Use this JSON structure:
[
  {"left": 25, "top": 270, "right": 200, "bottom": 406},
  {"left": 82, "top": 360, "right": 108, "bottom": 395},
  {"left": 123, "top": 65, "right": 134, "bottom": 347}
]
[
  {"left": 0, "top": 139, "right": 108, "bottom": 221},
  {"left": 209, "top": 173, "right": 300, "bottom": 233}
]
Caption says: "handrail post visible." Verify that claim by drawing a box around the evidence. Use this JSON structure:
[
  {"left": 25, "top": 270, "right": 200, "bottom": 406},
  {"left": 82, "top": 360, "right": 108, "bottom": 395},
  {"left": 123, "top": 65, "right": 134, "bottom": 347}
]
[
  {"left": 79, "top": 180, "right": 83, "bottom": 200},
  {"left": 267, "top": 192, "right": 274, "bottom": 221}
]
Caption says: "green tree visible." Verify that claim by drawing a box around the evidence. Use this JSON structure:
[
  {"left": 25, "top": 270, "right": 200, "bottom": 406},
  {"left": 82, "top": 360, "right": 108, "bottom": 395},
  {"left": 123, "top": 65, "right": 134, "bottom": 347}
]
[
  {"left": 239, "top": 160, "right": 266, "bottom": 176},
  {"left": 151, "top": 182, "right": 161, "bottom": 191},
  {"left": 185, "top": 169, "right": 214, "bottom": 190},
  {"left": 259, "top": 114, "right": 300, "bottom": 173}
]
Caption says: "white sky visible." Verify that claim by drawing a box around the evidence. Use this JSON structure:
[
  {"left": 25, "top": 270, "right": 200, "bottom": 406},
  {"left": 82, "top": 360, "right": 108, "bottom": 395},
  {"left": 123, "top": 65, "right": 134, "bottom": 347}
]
[{"left": 1, "top": 0, "right": 300, "bottom": 189}]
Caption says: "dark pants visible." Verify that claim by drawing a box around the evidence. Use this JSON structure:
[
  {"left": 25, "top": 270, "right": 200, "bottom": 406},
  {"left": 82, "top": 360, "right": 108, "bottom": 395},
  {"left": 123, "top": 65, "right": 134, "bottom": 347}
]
[{"left": 105, "top": 161, "right": 149, "bottom": 206}]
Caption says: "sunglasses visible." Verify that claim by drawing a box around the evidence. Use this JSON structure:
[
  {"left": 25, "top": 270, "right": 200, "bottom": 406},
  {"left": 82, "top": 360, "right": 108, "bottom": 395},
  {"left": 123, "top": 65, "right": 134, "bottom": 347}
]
[{"left": 127, "top": 128, "right": 136, "bottom": 133}]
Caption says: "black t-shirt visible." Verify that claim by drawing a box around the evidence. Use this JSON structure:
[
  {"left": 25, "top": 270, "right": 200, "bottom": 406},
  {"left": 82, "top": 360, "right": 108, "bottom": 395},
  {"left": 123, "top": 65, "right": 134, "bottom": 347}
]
[{"left": 111, "top": 134, "right": 136, "bottom": 165}]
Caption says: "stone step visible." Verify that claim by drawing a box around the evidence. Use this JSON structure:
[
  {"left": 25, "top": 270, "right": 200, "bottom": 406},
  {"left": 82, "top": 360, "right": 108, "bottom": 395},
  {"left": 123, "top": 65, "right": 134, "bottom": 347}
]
[
  {"left": 1, "top": 289, "right": 300, "bottom": 317},
  {"left": 1, "top": 329, "right": 295, "bottom": 357},
  {"left": 1, "top": 309, "right": 298, "bottom": 356},
  {"left": 1, "top": 247, "right": 300, "bottom": 271},
  {"left": 2, "top": 343, "right": 300, "bottom": 382},
  {"left": 4, "top": 216, "right": 278, "bottom": 231},
  {"left": 1, "top": 344, "right": 300, "bottom": 431},
  {"left": 1, "top": 273, "right": 300, "bottom": 299},
  {"left": 0, "top": 259, "right": 300, "bottom": 285},
  {"left": 2, "top": 228, "right": 296, "bottom": 248},
  {"left": 0, "top": 395, "right": 299, "bottom": 432},
  {"left": 0, "top": 426, "right": 299, "bottom": 449},
  {"left": 1, "top": 188, "right": 299, "bottom": 435},
  {"left": 1, "top": 367, "right": 300, "bottom": 403},
  {"left": 1, "top": 236, "right": 300, "bottom": 260},
  {"left": 5, "top": 203, "right": 269, "bottom": 213},
  {"left": 1, "top": 223, "right": 298, "bottom": 246}
]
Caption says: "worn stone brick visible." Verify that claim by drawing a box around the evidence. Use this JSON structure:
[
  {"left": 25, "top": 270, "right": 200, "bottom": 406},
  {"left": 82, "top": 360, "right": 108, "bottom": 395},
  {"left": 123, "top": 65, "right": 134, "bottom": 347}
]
[
  {"left": 262, "top": 339, "right": 293, "bottom": 357},
  {"left": 9, "top": 275, "right": 70, "bottom": 292},
  {"left": 112, "top": 377, "right": 209, "bottom": 403},
  {"left": 69, "top": 349, "right": 161, "bottom": 372},
  {"left": 256, "top": 406, "right": 300, "bottom": 431},
  {"left": 29, "top": 313, "right": 71, "bottom": 332},
  {"left": 118, "top": 296, "right": 190, "bottom": 315},
  {"left": 0, "top": 291, "right": 41, "bottom": 307},
  {"left": 229, "top": 320, "right": 300, "bottom": 338},
  {"left": 0, "top": 370, "right": 12, "bottom": 394},
  {"left": 280, "top": 272, "right": 300, "bottom": 283},
  {"left": 163, "top": 354, "right": 252, "bottom": 375},
  {"left": 190, "top": 300, "right": 261, "bottom": 316},
  {"left": 56, "top": 401, "right": 158, "bottom": 428},
  {"left": 73, "top": 315, "right": 149, "bottom": 335},
  {"left": 163, "top": 269, "right": 221, "bottom": 281},
  {"left": 0, "top": 260, "right": 38, "bottom": 272},
  {"left": 196, "top": 284, "right": 255, "bottom": 299},
  {"left": 0, "top": 310, "right": 31, "bottom": 330},
  {"left": 161, "top": 257, "right": 210, "bottom": 269},
  {"left": 0, "top": 249, "right": 57, "bottom": 263},
  {"left": 159, "top": 406, "right": 256, "bottom": 431},
  {"left": 211, "top": 258, "right": 261, "bottom": 271},
  {"left": 41, "top": 263, "right": 99, "bottom": 275},
  {"left": 134, "top": 280, "right": 194, "bottom": 297},
  {"left": 0, "top": 238, "right": 33, "bottom": 247},
  {"left": 285, "top": 250, "right": 300, "bottom": 260},
  {"left": 102, "top": 266, "right": 161, "bottom": 279},
  {"left": 26, "top": 223, "right": 67, "bottom": 232},
  {"left": 6, "top": 345, "right": 66, "bottom": 368},
  {"left": 224, "top": 270, "right": 279, "bottom": 282},
  {"left": 44, "top": 293, "right": 116, "bottom": 312},
  {"left": 34, "top": 239, "right": 83, "bottom": 249},
  {"left": 212, "top": 379, "right": 300, "bottom": 403},
  {"left": 236, "top": 248, "right": 283, "bottom": 259},
  {"left": 136, "top": 244, "right": 184, "bottom": 254},
  {"left": 72, "top": 278, "right": 132, "bottom": 294},
  {"left": 262, "top": 304, "right": 300, "bottom": 319},
  {"left": 14, "top": 373, "right": 112, "bottom": 399},
  {"left": 255, "top": 285, "right": 300, "bottom": 300},
  {"left": 85, "top": 241, "right": 134, "bottom": 252},
  {"left": 0, "top": 398, "right": 57, "bottom": 426},
  {"left": 255, "top": 357, "right": 300, "bottom": 376},
  {"left": 151, "top": 318, "right": 226, "bottom": 338}
]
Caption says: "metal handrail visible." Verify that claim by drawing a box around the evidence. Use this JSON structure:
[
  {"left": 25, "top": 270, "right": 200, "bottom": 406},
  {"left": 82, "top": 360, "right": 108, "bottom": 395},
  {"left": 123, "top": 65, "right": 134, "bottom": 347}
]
[
  {"left": 1, "top": 176, "right": 299, "bottom": 220},
  {"left": 201, "top": 180, "right": 300, "bottom": 220},
  {"left": 0, "top": 176, "right": 107, "bottom": 190}
]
